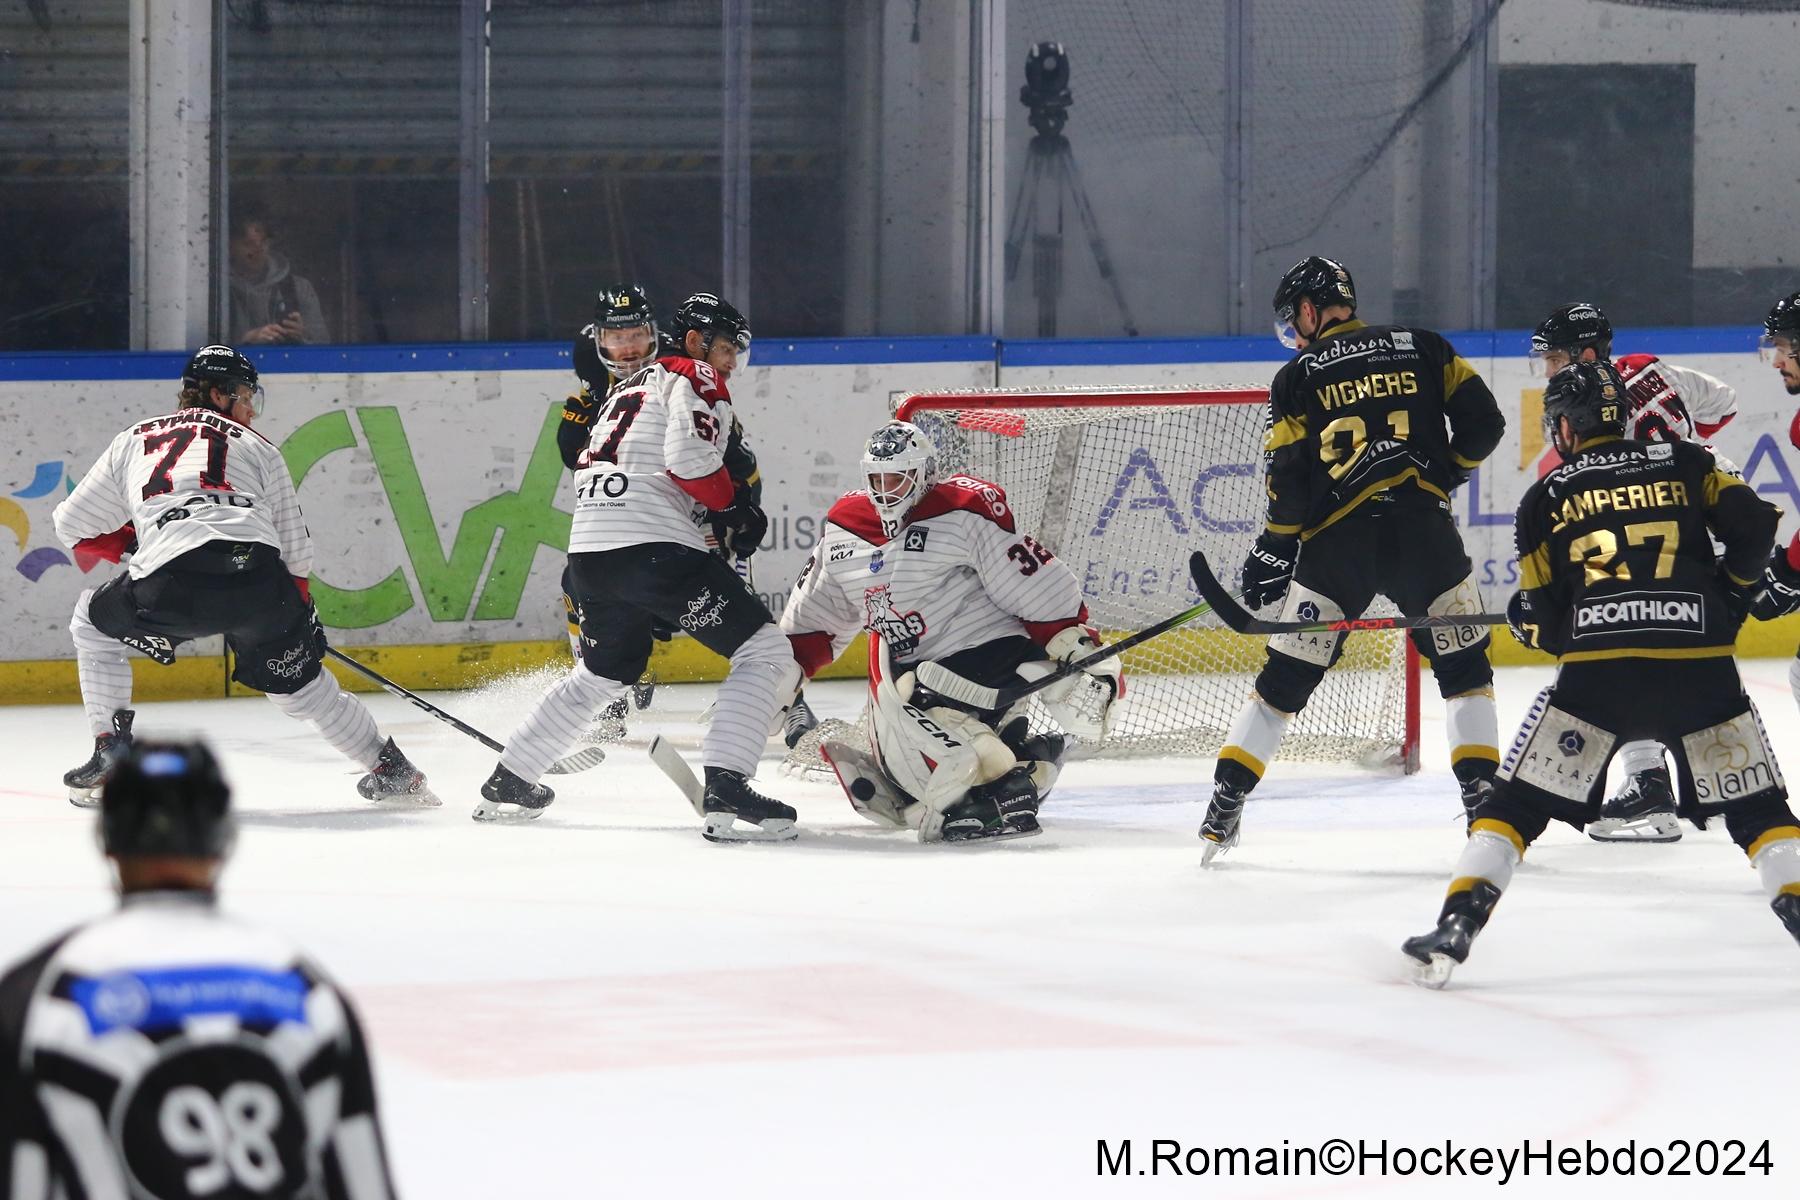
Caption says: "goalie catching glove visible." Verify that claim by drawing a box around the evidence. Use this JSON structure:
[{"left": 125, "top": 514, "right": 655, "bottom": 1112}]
[{"left": 1017, "top": 625, "right": 1121, "bottom": 740}]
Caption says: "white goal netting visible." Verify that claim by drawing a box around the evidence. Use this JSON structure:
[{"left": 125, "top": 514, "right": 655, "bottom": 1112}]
[{"left": 784, "top": 386, "right": 1417, "bottom": 773}]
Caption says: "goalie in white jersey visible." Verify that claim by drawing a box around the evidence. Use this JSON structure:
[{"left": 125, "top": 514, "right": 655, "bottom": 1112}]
[
  {"left": 478, "top": 295, "right": 803, "bottom": 840},
  {"left": 0, "top": 739, "right": 398, "bottom": 1199},
  {"left": 51, "top": 346, "right": 434, "bottom": 808},
  {"left": 780, "top": 421, "right": 1121, "bottom": 843}
]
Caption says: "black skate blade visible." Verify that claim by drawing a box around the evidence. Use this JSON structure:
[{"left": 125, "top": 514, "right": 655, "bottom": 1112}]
[
  {"left": 701, "top": 812, "right": 798, "bottom": 843},
  {"left": 544, "top": 746, "right": 606, "bottom": 775}
]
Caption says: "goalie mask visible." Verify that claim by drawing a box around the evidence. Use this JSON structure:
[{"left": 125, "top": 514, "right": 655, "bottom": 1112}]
[
  {"left": 863, "top": 421, "right": 939, "bottom": 537},
  {"left": 592, "top": 283, "right": 659, "bottom": 376}
]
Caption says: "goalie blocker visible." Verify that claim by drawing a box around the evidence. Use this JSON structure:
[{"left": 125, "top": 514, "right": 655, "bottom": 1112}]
[{"left": 782, "top": 421, "right": 1120, "bottom": 842}]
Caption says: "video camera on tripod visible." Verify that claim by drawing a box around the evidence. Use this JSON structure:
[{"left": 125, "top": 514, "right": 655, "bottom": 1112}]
[{"left": 1006, "top": 41, "right": 1138, "bottom": 336}]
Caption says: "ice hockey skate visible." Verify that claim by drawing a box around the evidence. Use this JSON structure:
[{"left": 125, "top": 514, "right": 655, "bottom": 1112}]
[
  {"left": 1402, "top": 915, "right": 1478, "bottom": 989},
  {"left": 355, "top": 738, "right": 439, "bottom": 806},
  {"left": 939, "top": 768, "right": 1042, "bottom": 843},
  {"left": 1403, "top": 880, "right": 1502, "bottom": 989},
  {"left": 782, "top": 690, "right": 820, "bottom": 749},
  {"left": 1774, "top": 893, "right": 1800, "bottom": 946},
  {"left": 1198, "top": 783, "right": 1246, "bottom": 865},
  {"left": 63, "top": 709, "right": 134, "bottom": 808},
  {"left": 701, "top": 768, "right": 798, "bottom": 843},
  {"left": 1588, "top": 767, "right": 1681, "bottom": 843},
  {"left": 582, "top": 695, "right": 631, "bottom": 745},
  {"left": 473, "top": 764, "right": 554, "bottom": 823}
]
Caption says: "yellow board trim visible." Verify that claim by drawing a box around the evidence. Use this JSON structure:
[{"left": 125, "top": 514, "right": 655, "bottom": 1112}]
[
  {"left": 1747, "top": 825, "right": 1800, "bottom": 861},
  {"left": 1450, "top": 744, "right": 1500, "bottom": 766},
  {"left": 1471, "top": 818, "right": 1526, "bottom": 857},
  {"left": 1218, "top": 745, "right": 1267, "bottom": 779}
]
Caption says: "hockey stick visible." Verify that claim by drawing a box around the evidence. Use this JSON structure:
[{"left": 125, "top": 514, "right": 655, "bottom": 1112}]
[
  {"left": 647, "top": 735, "right": 706, "bottom": 816},
  {"left": 1186, "top": 551, "right": 1509, "bottom": 635},
  {"left": 323, "top": 647, "right": 605, "bottom": 775},
  {"left": 914, "top": 598, "right": 1217, "bottom": 711}
]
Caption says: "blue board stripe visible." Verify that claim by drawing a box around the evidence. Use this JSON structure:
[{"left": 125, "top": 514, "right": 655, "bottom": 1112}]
[{"left": 0, "top": 327, "right": 1768, "bottom": 382}]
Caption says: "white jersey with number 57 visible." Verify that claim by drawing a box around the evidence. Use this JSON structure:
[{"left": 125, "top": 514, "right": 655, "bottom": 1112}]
[
  {"left": 780, "top": 476, "right": 1088, "bottom": 677},
  {"left": 53, "top": 408, "right": 312, "bottom": 579},
  {"left": 568, "top": 355, "right": 737, "bottom": 554}
]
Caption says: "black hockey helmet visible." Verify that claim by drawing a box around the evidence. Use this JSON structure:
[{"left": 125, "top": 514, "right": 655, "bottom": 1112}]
[
  {"left": 1272, "top": 256, "right": 1355, "bottom": 347},
  {"left": 594, "top": 282, "right": 654, "bottom": 329},
  {"left": 1542, "top": 360, "right": 1628, "bottom": 446},
  {"left": 1529, "top": 302, "right": 1613, "bottom": 376},
  {"left": 668, "top": 292, "right": 752, "bottom": 359},
  {"left": 589, "top": 283, "right": 659, "bottom": 375},
  {"left": 181, "top": 345, "right": 264, "bottom": 415},
  {"left": 100, "top": 739, "right": 235, "bottom": 860},
  {"left": 1760, "top": 291, "right": 1800, "bottom": 353}
]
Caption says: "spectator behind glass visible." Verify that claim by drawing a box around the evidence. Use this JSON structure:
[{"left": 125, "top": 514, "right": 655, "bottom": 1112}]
[{"left": 229, "top": 210, "right": 330, "bottom": 344}]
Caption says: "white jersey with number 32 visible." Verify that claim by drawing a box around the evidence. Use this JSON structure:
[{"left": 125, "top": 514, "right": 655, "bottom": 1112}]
[
  {"left": 780, "top": 476, "right": 1086, "bottom": 671},
  {"left": 53, "top": 408, "right": 312, "bottom": 579}
]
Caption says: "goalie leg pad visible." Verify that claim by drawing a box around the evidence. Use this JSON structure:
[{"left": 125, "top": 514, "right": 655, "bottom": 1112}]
[
  {"left": 870, "top": 672, "right": 1015, "bottom": 814},
  {"left": 820, "top": 738, "right": 914, "bottom": 830},
  {"left": 1497, "top": 688, "right": 1617, "bottom": 803}
]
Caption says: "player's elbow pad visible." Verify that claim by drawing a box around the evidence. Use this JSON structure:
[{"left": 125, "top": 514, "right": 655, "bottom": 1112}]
[
  {"left": 670, "top": 466, "right": 735, "bottom": 511},
  {"left": 788, "top": 631, "right": 835, "bottom": 678}
]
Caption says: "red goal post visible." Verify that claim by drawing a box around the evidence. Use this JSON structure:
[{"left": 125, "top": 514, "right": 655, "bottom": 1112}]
[{"left": 893, "top": 384, "right": 1422, "bottom": 771}]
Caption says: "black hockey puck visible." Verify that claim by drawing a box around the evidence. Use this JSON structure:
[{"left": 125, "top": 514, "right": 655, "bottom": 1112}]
[{"left": 850, "top": 778, "right": 875, "bottom": 801}]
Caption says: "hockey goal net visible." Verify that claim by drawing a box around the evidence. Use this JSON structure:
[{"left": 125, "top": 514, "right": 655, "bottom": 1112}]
[{"left": 785, "top": 385, "right": 1420, "bottom": 772}]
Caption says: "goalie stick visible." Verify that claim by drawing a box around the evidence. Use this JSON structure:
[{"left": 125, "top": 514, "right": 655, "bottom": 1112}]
[
  {"left": 323, "top": 647, "right": 605, "bottom": 774},
  {"left": 914, "top": 599, "right": 1217, "bottom": 711},
  {"left": 1186, "top": 551, "right": 1509, "bottom": 635}
]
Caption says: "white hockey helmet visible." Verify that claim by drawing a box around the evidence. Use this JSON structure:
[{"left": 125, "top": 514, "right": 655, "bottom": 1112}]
[{"left": 863, "top": 420, "right": 939, "bottom": 537}]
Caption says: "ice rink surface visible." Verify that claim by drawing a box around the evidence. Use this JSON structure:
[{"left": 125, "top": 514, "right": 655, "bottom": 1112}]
[{"left": 4, "top": 659, "right": 1797, "bottom": 1197}]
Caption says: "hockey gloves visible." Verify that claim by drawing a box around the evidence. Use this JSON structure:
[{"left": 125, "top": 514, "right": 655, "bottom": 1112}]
[
  {"left": 1506, "top": 590, "right": 1563, "bottom": 657},
  {"left": 1239, "top": 531, "right": 1299, "bottom": 610},
  {"left": 1752, "top": 541, "right": 1800, "bottom": 621},
  {"left": 1026, "top": 625, "right": 1122, "bottom": 741},
  {"left": 712, "top": 489, "right": 769, "bottom": 560}
]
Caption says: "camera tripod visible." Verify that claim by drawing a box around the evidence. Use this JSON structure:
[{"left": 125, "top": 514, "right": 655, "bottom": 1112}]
[{"left": 1004, "top": 128, "right": 1140, "bottom": 338}]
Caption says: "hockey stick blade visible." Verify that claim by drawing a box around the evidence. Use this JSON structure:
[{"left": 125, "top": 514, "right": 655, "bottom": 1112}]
[
  {"left": 1186, "top": 551, "right": 1510, "bottom": 635},
  {"left": 648, "top": 735, "right": 706, "bottom": 816},
  {"left": 324, "top": 647, "right": 604, "bottom": 774},
  {"left": 915, "top": 597, "right": 1217, "bottom": 713}
]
